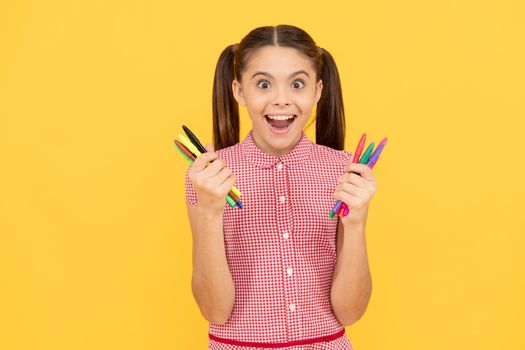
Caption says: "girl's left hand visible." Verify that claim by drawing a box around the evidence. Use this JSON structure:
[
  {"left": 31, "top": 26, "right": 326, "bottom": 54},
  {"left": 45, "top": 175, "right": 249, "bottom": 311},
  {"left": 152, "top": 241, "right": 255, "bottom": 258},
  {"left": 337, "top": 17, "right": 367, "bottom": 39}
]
[{"left": 333, "top": 163, "right": 377, "bottom": 228}]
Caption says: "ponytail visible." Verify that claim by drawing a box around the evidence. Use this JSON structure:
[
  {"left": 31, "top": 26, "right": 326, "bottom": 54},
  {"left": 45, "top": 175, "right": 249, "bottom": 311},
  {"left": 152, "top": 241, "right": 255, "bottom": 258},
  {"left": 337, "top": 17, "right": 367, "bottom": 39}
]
[
  {"left": 315, "top": 47, "right": 345, "bottom": 150},
  {"left": 212, "top": 44, "right": 240, "bottom": 150}
]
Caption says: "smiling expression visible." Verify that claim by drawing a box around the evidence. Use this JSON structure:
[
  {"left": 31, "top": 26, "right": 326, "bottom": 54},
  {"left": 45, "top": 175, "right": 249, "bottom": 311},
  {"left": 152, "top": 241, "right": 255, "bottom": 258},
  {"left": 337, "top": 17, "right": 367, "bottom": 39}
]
[{"left": 232, "top": 45, "right": 323, "bottom": 157}]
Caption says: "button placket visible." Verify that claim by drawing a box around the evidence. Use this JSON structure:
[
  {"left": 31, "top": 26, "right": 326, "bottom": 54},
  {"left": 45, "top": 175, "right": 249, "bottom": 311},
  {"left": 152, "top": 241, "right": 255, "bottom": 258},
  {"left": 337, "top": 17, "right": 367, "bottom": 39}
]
[{"left": 274, "top": 160, "right": 301, "bottom": 340}]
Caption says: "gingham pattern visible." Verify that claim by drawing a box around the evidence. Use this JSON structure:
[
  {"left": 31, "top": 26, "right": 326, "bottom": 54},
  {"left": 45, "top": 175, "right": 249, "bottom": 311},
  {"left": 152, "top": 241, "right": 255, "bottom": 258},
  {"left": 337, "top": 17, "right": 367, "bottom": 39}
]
[{"left": 185, "top": 130, "right": 354, "bottom": 349}]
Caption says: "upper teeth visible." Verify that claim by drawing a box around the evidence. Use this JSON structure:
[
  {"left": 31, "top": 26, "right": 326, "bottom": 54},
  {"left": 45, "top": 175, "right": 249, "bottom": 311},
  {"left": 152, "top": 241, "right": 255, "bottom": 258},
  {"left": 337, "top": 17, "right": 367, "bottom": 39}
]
[{"left": 266, "top": 115, "right": 295, "bottom": 120}]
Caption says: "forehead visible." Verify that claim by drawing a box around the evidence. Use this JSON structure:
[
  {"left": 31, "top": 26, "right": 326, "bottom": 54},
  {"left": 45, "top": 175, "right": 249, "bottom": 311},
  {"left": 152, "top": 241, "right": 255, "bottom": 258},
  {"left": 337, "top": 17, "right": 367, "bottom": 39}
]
[{"left": 242, "top": 46, "right": 316, "bottom": 79}]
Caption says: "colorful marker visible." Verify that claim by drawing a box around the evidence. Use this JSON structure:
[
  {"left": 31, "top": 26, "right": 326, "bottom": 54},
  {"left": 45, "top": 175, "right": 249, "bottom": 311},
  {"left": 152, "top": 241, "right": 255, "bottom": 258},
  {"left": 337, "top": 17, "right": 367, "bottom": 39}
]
[
  {"left": 359, "top": 142, "right": 375, "bottom": 164},
  {"left": 330, "top": 135, "right": 388, "bottom": 218},
  {"left": 329, "top": 141, "right": 375, "bottom": 218},
  {"left": 353, "top": 133, "right": 367, "bottom": 163},
  {"left": 174, "top": 141, "right": 239, "bottom": 208},
  {"left": 329, "top": 134, "right": 367, "bottom": 218},
  {"left": 174, "top": 140, "right": 242, "bottom": 209},
  {"left": 182, "top": 125, "right": 207, "bottom": 153},
  {"left": 175, "top": 139, "right": 242, "bottom": 206},
  {"left": 338, "top": 138, "right": 388, "bottom": 218},
  {"left": 177, "top": 133, "right": 242, "bottom": 198}
]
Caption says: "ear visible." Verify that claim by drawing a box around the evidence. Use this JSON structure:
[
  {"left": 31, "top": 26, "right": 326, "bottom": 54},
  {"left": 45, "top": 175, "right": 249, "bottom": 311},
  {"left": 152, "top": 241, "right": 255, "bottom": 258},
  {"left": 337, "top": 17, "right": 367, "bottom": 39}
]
[
  {"left": 315, "top": 79, "right": 323, "bottom": 104},
  {"left": 232, "top": 79, "right": 246, "bottom": 106}
]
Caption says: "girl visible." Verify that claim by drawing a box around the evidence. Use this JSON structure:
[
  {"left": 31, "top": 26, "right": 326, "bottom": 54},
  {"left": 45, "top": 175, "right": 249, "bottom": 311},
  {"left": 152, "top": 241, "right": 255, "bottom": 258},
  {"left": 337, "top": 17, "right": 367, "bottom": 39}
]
[{"left": 185, "top": 24, "right": 377, "bottom": 349}]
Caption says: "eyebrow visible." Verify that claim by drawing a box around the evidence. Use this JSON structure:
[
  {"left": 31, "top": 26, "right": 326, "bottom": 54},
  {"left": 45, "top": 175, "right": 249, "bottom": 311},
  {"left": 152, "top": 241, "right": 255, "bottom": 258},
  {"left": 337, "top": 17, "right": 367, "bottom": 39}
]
[{"left": 251, "top": 70, "right": 310, "bottom": 79}]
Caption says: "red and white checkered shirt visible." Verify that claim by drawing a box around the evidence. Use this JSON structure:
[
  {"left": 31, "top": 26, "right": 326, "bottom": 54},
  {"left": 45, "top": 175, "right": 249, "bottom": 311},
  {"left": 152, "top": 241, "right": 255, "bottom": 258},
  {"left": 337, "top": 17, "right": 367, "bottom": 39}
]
[{"left": 185, "top": 130, "right": 355, "bottom": 349}]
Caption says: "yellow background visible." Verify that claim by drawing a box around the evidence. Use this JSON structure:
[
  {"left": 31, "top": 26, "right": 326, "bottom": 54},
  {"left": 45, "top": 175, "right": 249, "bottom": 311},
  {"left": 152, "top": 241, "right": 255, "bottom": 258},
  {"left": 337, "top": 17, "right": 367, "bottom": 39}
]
[{"left": 1, "top": 1, "right": 524, "bottom": 349}]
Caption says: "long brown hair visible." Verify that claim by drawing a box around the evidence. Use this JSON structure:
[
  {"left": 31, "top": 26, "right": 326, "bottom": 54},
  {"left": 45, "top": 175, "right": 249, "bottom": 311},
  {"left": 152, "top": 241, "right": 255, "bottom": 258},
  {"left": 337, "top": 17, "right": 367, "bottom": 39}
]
[{"left": 212, "top": 24, "right": 345, "bottom": 150}]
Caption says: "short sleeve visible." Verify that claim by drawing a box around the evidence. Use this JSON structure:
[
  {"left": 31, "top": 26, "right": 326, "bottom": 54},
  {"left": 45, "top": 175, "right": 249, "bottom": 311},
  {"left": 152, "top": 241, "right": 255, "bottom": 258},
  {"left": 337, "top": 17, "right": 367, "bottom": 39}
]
[{"left": 184, "top": 165, "right": 198, "bottom": 206}]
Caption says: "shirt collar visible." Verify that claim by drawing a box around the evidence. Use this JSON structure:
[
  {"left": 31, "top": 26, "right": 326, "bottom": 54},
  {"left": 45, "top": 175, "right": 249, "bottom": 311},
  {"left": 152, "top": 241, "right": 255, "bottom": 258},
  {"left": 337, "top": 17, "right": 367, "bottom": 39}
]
[{"left": 240, "top": 129, "right": 313, "bottom": 169}]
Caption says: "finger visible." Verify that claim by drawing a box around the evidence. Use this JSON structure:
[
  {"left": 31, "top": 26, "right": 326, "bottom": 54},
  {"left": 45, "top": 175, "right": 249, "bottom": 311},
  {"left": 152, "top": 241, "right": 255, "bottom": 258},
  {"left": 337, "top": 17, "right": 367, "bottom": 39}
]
[
  {"left": 344, "top": 162, "right": 368, "bottom": 175},
  {"left": 205, "top": 143, "right": 215, "bottom": 152},
  {"left": 337, "top": 172, "right": 367, "bottom": 188},
  {"left": 333, "top": 190, "right": 359, "bottom": 208},
  {"left": 344, "top": 163, "right": 375, "bottom": 181},
  {"left": 212, "top": 165, "right": 233, "bottom": 185},
  {"left": 335, "top": 189, "right": 369, "bottom": 209},
  {"left": 219, "top": 174, "right": 237, "bottom": 195},
  {"left": 335, "top": 181, "right": 363, "bottom": 197},
  {"left": 201, "top": 157, "right": 226, "bottom": 178},
  {"left": 192, "top": 151, "right": 218, "bottom": 172}
]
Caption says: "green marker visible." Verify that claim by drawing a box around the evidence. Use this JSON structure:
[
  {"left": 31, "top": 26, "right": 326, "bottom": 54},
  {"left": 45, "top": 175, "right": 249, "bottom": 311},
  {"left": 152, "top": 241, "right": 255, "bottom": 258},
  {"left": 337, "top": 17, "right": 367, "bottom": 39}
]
[
  {"left": 174, "top": 143, "right": 192, "bottom": 162},
  {"left": 359, "top": 142, "right": 375, "bottom": 164}
]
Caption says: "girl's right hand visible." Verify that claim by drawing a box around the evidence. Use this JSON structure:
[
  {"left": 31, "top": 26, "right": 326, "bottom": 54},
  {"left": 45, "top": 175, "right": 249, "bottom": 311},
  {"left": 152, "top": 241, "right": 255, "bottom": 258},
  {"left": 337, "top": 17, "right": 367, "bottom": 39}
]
[{"left": 188, "top": 144, "right": 236, "bottom": 215}]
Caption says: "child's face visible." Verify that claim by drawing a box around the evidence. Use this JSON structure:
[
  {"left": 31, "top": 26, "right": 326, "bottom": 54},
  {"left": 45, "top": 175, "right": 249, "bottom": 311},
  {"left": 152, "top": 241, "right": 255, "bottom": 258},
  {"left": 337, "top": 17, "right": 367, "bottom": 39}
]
[{"left": 232, "top": 45, "right": 323, "bottom": 157}]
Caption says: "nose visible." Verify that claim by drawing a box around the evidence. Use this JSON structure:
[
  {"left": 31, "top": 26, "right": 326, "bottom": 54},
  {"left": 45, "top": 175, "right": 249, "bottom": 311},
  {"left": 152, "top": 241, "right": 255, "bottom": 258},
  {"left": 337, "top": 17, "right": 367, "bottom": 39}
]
[{"left": 272, "top": 86, "right": 291, "bottom": 106}]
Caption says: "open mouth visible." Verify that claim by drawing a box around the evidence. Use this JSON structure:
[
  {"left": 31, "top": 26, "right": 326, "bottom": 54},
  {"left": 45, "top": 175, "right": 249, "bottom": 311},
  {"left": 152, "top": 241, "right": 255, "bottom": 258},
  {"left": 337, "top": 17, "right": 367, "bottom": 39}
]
[{"left": 264, "top": 114, "right": 297, "bottom": 133}]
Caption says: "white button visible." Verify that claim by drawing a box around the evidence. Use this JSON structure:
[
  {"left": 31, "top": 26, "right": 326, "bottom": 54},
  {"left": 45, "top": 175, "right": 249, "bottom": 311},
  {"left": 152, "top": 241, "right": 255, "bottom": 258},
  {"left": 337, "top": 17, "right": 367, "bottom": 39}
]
[
  {"left": 277, "top": 162, "right": 283, "bottom": 171},
  {"left": 287, "top": 267, "right": 293, "bottom": 276},
  {"left": 279, "top": 196, "right": 286, "bottom": 203},
  {"left": 283, "top": 232, "right": 289, "bottom": 239},
  {"left": 289, "top": 304, "right": 296, "bottom": 312}
]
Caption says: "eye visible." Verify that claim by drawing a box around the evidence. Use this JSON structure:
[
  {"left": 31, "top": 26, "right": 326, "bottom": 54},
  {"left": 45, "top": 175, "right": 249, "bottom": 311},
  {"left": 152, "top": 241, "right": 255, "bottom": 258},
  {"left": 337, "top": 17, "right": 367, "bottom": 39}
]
[
  {"left": 257, "top": 80, "right": 270, "bottom": 89},
  {"left": 292, "top": 79, "right": 305, "bottom": 89}
]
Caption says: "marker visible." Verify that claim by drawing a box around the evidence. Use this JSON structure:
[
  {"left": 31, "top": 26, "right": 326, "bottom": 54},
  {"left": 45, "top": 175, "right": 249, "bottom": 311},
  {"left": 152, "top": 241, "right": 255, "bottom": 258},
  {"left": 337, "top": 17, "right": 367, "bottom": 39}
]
[
  {"left": 329, "top": 134, "right": 367, "bottom": 218},
  {"left": 174, "top": 140, "right": 241, "bottom": 208},
  {"left": 177, "top": 128, "right": 244, "bottom": 207},
  {"left": 353, "top": 133, "right": 366, "bottom": 163},
  {"left": 367, "top": 138, "right": 387, "bottom": 169},
  {"left": 183, "top": 125, "right": 207, "bottom": 153},
  {"left": 181, "top": 126, "right": 242, "bottom": 202},
  {"left": 329, "top": 141, "right": 374, "bottom": 218},
  {"left": 177, "top": 133, "right": 242, "bottom": 198},
  {"left": 174, "top": 141, "right": 192, "bottom": 162},
  {"left": 329, "top": 136, "right": 388, "bottom": 218},
  {"left": 359, "top": 142, "right": 375, "bottom": 164},
  {"left": 367, "top": 139, "right": 387, "bottom": 168},
  {"left": 176, "top": 139, "right": 241, "bottom": 203},
  {"left": 339, "top": 138, "right": 388, "bottom": 217},
  {"left": 174, "top": 141, "right": 238, "bottom": 208},
  {"left": 177, "top": 134, "right": 202, "bottom": 158}
]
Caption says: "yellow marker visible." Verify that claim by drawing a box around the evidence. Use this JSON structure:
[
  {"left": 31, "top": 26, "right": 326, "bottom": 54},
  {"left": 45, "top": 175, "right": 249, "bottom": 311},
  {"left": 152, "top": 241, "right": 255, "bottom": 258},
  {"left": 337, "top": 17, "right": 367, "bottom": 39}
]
[
  {"left": 177, "top": 134, "right": 242, "bottom": 198},
  {"left": 177, "top": 134, "right": 201, "bottom": 158}
]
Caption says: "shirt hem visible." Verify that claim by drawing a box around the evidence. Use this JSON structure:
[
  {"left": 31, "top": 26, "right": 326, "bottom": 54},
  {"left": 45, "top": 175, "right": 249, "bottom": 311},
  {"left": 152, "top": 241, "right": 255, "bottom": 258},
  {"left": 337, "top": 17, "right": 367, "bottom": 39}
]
[{"left": 208, "top": 328, "right": 345, "bottom": 348}]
